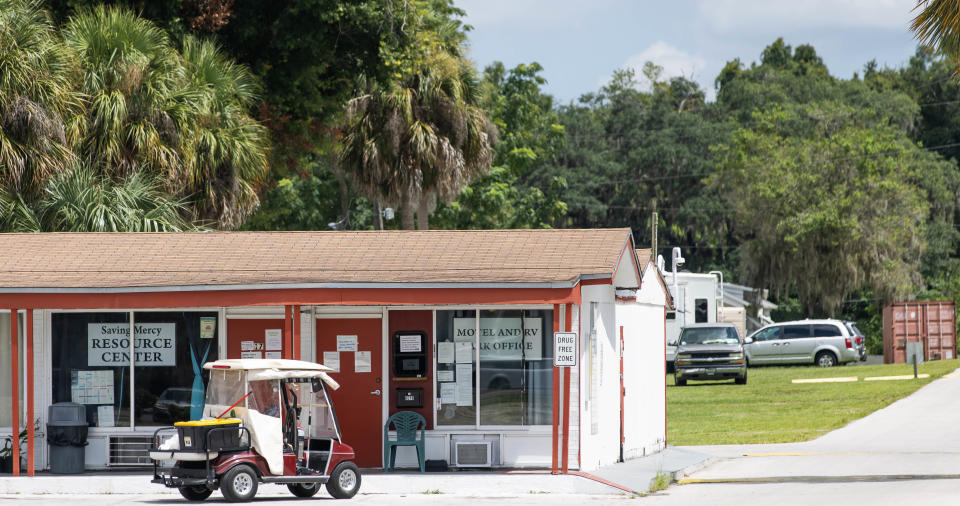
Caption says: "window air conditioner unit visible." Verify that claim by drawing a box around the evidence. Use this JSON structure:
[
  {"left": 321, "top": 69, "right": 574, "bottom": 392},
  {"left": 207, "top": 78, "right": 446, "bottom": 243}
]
[{"left": 454, "top": 441, "right": 492, "bottom": 467}]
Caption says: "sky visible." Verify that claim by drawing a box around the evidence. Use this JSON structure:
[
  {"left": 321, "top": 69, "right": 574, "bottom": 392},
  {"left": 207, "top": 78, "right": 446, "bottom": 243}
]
[{"left": 455, "top": 0, "right": 923, "bottom": 103}]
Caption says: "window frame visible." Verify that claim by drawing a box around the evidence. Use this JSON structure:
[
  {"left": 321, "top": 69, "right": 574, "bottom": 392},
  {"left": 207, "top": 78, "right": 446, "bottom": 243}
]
[
  {"left": 48, "top": 308, "right": 224, "bottom": 433},
  {"left": 782, "top": 324, "right": 812, "bottom": 340}
]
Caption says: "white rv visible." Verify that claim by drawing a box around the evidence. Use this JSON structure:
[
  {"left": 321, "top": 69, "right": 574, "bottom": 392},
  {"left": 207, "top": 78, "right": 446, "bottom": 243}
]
[{"left": 664, "top": 271, "right": 721, "bottom": 370}]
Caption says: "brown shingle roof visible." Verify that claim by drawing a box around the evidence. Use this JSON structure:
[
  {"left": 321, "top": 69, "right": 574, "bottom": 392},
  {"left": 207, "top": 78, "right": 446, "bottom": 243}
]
[
  {"left": 635, "top": 248, "right": 652, "bottom": 267},
  {"left": 0, "top": 229, "right": 633, "bottom": 290}
]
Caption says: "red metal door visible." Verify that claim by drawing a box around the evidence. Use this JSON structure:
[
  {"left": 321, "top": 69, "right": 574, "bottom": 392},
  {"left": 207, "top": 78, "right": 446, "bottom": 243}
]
[{"left": 316, "top": 318, "right": 383, "bottom": 468}]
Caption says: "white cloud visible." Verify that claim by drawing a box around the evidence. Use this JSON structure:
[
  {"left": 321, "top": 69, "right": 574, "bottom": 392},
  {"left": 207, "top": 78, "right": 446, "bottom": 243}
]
[
  {"left": 697, "top": 0, "right": 915, "bottom": 33},
  {"left": 621, "top": 41, "right": 708, "bottom": 88}
]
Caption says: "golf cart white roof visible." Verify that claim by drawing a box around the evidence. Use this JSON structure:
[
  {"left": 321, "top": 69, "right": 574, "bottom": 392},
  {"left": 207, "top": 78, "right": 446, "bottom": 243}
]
[{"left": 204, "top": 359, "right": 339, "bottom": 389}]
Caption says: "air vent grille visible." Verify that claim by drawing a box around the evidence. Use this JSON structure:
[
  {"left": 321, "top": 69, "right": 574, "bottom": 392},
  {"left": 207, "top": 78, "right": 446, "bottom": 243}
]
[
  {"left": 454, "top": 441, "right": 491, "bottom": 467},
  {"left": 108, "top": 436, "right": 153, "bottom": 466}
]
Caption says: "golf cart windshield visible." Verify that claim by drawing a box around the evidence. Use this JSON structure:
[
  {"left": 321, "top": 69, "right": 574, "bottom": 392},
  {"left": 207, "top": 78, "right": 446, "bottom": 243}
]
[{"left": 679, "top": 327, "right": 740, "bottom": 346}]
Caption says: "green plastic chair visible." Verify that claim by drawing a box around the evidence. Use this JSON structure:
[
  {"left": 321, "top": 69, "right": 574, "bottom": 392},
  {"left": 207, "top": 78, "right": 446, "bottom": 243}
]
[{"left": 383, "top": 411, "right": 426, "bottom": 472}]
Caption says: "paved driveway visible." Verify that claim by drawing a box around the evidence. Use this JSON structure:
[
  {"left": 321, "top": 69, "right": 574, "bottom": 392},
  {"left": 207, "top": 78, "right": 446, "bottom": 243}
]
[{"left": 644, "top": 369, "right": 960, "bottom": 504}]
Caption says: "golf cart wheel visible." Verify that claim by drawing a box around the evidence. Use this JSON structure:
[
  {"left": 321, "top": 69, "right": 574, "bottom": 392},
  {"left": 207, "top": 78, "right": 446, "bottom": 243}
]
[
  {"left": 220, "top": 465, "right": 259, "bottom": 502},
  {"left": 288, "top": 482, "right": 321, "bottom": 498},
  {"left": 326, "top": 461, "right": 361, "bottom": 499},
  {"left": 178, "top": 485, "right": 213, "bottom": 501},
  {"left": 815, "top": 351, "right": 837, "bottom": 368}
]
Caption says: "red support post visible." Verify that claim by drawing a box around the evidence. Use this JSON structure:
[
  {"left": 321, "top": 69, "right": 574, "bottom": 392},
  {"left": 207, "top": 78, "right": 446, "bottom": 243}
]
[
  {"left": 551, "top": 304, "right": 560, "bottom": 475},
  {"left": 26, "top": 310, "right": 34, "bottom": 476},
  {"left": 283, "top": 305, "right": 293, "bottom": 359},
  {"left": 293, "top": 305, "right": 301, "bottom": 361},
  {"left": 561, "top": 303, "right": 572, "bottom": 474},
  {"left": 10, "top": 309, "right": 19, "bottom": 477}
]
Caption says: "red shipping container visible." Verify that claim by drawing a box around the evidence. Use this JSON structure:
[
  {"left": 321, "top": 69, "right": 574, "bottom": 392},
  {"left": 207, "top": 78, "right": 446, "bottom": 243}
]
[{"left": 882, "top": 301, "right": 956, "bottom": 364}]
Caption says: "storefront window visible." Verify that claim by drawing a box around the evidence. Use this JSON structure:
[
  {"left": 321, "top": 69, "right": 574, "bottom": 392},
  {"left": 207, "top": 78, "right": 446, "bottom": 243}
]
[
  {"left": 52, "top": 313, "right": 132, "bottom": 428},
  {"left": 134, "top": 312, "right": 218, "bottom": 426},
  {"left": 435, "top": 310, "right": 476, "bottom": 426},
  {"left": 435, "top": 309, "right": 553, "bottom": 428},
  {"left": 51, "top": 311, "right": 218, "bottom": 428}
]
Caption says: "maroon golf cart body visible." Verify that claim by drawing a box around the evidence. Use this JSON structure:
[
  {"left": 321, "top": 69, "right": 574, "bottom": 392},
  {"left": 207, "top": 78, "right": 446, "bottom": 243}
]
[{"left": 150, "top": 359, "right": 360, "bottom": 502}]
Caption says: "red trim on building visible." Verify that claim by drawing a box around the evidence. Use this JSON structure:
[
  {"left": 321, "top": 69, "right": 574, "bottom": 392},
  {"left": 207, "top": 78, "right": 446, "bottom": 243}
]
[
  {"left": 26, "top": 309, "right": 34, "bottom": 476},
  {"left": 562, "top": 303, "right": 572, "bottom": 474},
  {"left": 0, "top": 286, "right": 581, "bottom": 309},
  {"left": 292, "top": 305, "right": 301, "bottom": 360},
  {"left": 10, "top": 308, "right": 19, "bottom": 476},
  {"left": 551, "top": 304, "right": 560, "bottom": 474}
]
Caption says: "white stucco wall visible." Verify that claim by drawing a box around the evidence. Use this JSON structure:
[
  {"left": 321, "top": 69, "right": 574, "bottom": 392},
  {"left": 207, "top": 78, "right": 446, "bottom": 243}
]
[
  {"left": 621, "top": 264, "right": 668, "bottom": 458},
  {"left": 576, "top": 264, "right": 668, "bottom": 470},
  {"left": 577, "top": 283, "right": 620, "bottom": 470}
]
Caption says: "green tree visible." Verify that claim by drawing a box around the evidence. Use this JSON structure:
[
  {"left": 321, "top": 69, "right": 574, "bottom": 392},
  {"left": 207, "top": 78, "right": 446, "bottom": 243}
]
[
  {"left": 62, "top": 5, "right": 269, "bottom": 228},
  {"left": 714, "top": 101, "right": 943, "bottom": 315},
  {"left": 432, "top": 61, "right": 567, "bottom": 229},
  {"left": 911, "top": 0, "right": 960, "bottom": 67},
  {"left": 0, "top": 0, "right": 81, "bottom": 199},
  {"left": 340, "top": 51, "right": 495, "bottom": 230},
  {"left": 0, "top": 161, "right": 199, "bottom": 232}
]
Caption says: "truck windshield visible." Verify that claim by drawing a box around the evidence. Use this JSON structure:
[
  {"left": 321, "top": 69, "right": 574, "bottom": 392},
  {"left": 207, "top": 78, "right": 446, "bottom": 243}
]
[{"left": 679, "top": 327, "right": 740, "bottom": 345}]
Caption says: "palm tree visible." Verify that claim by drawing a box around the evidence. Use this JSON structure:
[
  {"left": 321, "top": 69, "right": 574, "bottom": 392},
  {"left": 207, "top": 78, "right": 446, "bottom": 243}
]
[
  {"left": 62, "top": 6, "right": 183, "bottom": 181},
  {"left": 341, "top": 51, "right": 495, "bottom": 229},
  {"left": 0, "top": 0, "right": 81, "bottom": 199},
  {"left": 177, "top": 36, "right": 269, "bottom": 229},
  {"left": 912, "top": 0, "right": 960, "bottom": 65},
  {"left": 0, "top": 161, "right": 201, "bottom": 232},
  {"left": 62, "top": 6, "right": 269, "bottom": 229}
]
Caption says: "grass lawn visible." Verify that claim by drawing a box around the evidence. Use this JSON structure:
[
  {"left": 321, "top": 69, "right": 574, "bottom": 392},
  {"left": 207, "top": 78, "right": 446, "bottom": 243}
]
[{"left": 667, "top": 359, "right": 960, "bottom": 446}]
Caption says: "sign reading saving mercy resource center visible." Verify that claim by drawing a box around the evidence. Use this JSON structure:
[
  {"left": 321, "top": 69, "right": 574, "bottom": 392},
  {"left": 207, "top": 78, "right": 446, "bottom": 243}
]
[
  {"left": 88, "top": 323, "right": 176, "bottom": 366},
  {"left": 553, "top": 332, "right": 577, "bottom": 367},
  {"left": 453, "top": 318, "right": 543, "bottom": 360}
]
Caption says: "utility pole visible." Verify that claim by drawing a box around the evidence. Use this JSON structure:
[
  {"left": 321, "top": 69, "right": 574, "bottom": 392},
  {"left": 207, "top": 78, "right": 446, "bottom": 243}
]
[{"left": 651, "top": 210, "right": 658, "bottom": 258}]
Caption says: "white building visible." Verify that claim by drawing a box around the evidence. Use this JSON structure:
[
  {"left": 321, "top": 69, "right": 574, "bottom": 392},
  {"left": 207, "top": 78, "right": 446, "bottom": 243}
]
[{"left": 0, "top": 229, "right": 671, "bottom": 475}]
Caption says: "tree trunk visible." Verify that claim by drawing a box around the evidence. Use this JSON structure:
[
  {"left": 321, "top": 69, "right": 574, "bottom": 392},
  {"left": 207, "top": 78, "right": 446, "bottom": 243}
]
[
  {"left": 401, "top": 196, "right": 416, "bottom": 230},
  {"left": 374, "top": 200, "right": 383, "bottom": 230},
  {"left": 328, "top": 156, "right": 351, "bottom": 228},
  {"left": 416, "top": 196, "right": 430, "bottom": 230}
]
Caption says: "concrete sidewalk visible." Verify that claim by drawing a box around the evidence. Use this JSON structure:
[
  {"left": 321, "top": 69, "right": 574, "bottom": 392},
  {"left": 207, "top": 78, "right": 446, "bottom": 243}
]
[{"left": 0, "top": 446, "right": 715, "bottom": 496}]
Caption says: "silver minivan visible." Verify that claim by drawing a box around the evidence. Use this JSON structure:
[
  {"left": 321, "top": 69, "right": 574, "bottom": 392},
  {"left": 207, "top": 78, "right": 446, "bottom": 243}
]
[{"left": 744, "top": 319, "right": 860, "bottom": 367}]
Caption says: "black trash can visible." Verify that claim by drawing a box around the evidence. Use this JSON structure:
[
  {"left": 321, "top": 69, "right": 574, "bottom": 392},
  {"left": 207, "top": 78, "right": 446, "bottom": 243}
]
[{"left": 47, "top": 402, "right": 88, "bottom": 474}]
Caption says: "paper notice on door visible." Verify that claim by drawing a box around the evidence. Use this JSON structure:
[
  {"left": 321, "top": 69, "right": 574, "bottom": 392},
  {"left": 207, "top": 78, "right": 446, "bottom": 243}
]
[
  {"left": 437, "top": 342, "right": 454, "bottom": 364},
  {"left": 437, "top": 370, "right": 454, "bottom": 382},
  {"left": 200, "top": 317, "right": 216, "bottom": 339},
  {"left": 455, "top": 363, "right": 473, "bottom": 406},
  {"left": 337, "top": 335, "right": 358, "bottom": 352},
  {"left": 265, "top": 351, "right": 281, "bottom": 359},
  {"left": 399, "top": 335, "right": 421, "bottom": 353},
  {"left": 241, "top": 351, "right": 261, "bottom": 359},
  {"left": 265, "top": 329, "right": 282, "bottom": 350},
  {"left": 355, "top": 351, "right": 372, "bottom": 373},
  {"left": 323, "top": 351, "right": 340, "bottom": 372},
  {"left": 97, "top": 405, "right": 115, "bottom": 427},
  {"left": 439, "top": 382, "right": 456, "bottom": 404},
  {"left": 240, "top": 340, "right": 256, "bottom": 351},
  {"left": 455, "top": 342, "right": 473, "bottom": 363}
]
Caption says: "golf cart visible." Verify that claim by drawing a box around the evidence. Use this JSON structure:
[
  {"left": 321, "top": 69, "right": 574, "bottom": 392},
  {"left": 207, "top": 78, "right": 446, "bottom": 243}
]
[{"left": 150, "top": 359, "right": 360, "bottom": 502}]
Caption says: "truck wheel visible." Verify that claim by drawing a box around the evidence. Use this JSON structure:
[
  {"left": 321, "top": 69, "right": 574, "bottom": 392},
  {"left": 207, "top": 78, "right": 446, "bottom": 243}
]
[
  {"left": 815, "top": 351, "right": 837, "bottom": 368},
  {"left": 220, "top": 465, "right": 258, "bottom": 502},
  {"left": 178, "top": 485, "right": 212, "bottom": 501},
  {"left": 675, "top": 377, "right": 687, "bottom": 386},
  {"left": 735, "top": 373, "right": 747, "bottom": 385},
  {"left": 288, "top": 483, "right": 320, "bottom": 498},
  {"left": 326, "top": 461, "right": 361, "bottom": 499}
]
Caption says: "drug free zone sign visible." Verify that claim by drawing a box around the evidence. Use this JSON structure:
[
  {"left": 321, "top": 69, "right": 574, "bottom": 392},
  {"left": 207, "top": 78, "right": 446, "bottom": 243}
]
[{"left": 88, "top": 323, "right": 176, "bottom": 366}]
